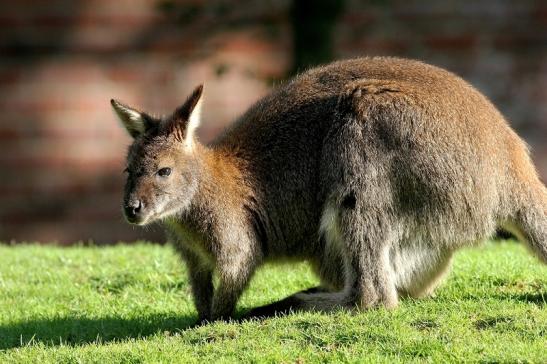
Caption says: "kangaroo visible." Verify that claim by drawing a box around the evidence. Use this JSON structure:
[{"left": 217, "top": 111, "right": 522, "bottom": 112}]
[{"left": 111, "top": 57, "right": 546, "bottom": 322}]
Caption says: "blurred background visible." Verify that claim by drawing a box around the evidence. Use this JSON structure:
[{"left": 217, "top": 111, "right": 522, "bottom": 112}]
[{"left": 0, "top": 0, "right": 545, "bottom": 244}]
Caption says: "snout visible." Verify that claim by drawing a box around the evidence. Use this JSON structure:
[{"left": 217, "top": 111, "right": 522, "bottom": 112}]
[{"left": 124, "top": 199, "right": 145, "bottom": 224}]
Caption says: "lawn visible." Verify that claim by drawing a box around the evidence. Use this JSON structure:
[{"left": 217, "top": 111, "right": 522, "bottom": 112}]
[{"left": 0, "top": 241, "right": 545, "bottom": 363}]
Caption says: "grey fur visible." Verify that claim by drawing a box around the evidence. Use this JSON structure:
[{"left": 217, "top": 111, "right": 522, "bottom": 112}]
[{"left": 112, "top": 57, "right": 547, "bottom": 321}]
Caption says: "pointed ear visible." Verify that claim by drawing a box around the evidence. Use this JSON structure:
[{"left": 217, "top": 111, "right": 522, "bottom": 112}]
[
  {"left": 167, "top": 85, "right": 204, "bottom": 147},
  {"left": 111, "top": 99, "right": 153, "bottom": 138}
]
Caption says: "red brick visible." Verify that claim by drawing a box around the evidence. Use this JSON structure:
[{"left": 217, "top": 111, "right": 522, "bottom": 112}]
[
  {"left": 0, "top": 0, "right": 546, "bottom": 244},
  {"left": 424, "top": 35, "right": 477, "bottom": 51}
]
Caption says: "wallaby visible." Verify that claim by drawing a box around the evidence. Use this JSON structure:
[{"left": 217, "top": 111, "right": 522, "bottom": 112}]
[{"left": 111, "top": 57, "right": 546, "bottom": 322}]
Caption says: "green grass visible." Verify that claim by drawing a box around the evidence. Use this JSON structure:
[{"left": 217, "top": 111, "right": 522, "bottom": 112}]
[{"left": 0, "top": 241, "right": 545, "bottom": 363}]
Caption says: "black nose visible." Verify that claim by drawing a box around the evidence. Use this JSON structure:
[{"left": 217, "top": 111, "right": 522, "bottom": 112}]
[{"left": 125, "top": 199, "right": 142, "bottom": 220}]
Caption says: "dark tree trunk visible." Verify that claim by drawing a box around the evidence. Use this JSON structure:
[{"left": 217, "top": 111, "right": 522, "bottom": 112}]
[{"left": 290, "top": 0, "right": 345, "bottom": 75}]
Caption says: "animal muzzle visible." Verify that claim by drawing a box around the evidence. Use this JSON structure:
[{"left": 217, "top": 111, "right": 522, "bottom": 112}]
[{"left": 124, "top": 198, "right": 145, "bottom": 224}]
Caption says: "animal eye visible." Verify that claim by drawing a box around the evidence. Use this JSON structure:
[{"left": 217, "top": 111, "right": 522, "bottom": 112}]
[{"left": 157, "top": 167, "right": 172, "bottom": 177}]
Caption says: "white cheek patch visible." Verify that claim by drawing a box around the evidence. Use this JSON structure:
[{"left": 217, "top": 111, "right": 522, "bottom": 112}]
[
  {"left": 149, "top": 192, "right": 190, "bottom": 223},
  {"left": 152, "top": 195, "right": 171, "bottom": 217}
]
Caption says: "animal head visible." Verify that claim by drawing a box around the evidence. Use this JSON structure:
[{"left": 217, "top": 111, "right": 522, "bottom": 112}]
[{"left": 111, "top": 85, "right": 204, "bottom": 225}]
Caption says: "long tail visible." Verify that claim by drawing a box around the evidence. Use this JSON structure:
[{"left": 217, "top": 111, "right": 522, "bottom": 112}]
[{"left": 506, "top": 183, "right": 547, "bottom": 263}]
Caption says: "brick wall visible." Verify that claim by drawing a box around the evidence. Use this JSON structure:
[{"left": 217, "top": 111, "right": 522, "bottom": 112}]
[{"left": 0, "top": 0, "right": 545, "bottom": 244}]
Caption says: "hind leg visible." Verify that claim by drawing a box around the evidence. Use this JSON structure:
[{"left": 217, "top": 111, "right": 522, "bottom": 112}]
[
  {"left": 308, "top": 235, "right": 347, "bottom": 293},
  {"left": 307, "top": 201, "right": 400, "bottom": 310},
  {"left": 293, "top": 253, "right": 345, "bottom": 296},
  {"left": 244, "top": 205, "right": 398, "bottom": 319},
  {"left": 329, "top": 201, "right": 399, "bottom": 310}
]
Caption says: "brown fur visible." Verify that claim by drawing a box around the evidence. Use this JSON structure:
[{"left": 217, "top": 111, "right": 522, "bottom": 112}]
[{"left": 112, "top": 57, "right": 546, "bottom": 321}]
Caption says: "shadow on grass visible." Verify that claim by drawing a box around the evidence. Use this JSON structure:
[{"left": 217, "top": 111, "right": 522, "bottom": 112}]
[
  {"left": 2, "top": 291, "right": 543, "bottom": 350},
  {"left": 497, "top": 292, "right": 546, "bottom": 306},
  {"left": 0, "top": 314, "right": 197, "bottom": 350},
  {"left": 461, "top": 291, "right": 546, "bottom": 306}
]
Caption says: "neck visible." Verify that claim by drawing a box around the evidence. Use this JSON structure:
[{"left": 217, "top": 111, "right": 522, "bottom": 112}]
[{"left": 174, "top": 143, "right": 251, "bottom": 230}]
